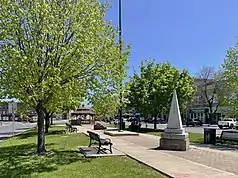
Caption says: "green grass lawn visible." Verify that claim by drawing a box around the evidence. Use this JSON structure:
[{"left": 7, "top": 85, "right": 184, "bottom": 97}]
[
  {"left": 145, "top": 131, "right": 204, "bottom": 144},
  {"left": 142, "top": 130, "right": 204, "bottom": 143},
  {"left": 106, "top": 124, "right": 204, "bottom": 143},
  {"left": 122, "top": 127, "right": 204, "bottom": 144},
  {"left": 105, "top": 123, "right": 238, "bottom": 146},
  {"left": 0, "top": 127, "right": 166, "bottom": 178}
]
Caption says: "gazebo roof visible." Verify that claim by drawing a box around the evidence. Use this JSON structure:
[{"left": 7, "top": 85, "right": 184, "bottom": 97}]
[{"left": 71, "top": 107, "right": 95, "bottom": 115}]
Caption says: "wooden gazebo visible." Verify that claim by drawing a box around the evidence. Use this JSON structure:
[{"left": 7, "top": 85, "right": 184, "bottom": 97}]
[{"left": 70, "top": 107, "right": 95, "bottom": 125}]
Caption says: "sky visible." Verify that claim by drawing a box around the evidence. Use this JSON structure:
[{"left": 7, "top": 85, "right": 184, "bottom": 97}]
[{"left": 105, "top": 0, "right": 238, "bottom": 77}]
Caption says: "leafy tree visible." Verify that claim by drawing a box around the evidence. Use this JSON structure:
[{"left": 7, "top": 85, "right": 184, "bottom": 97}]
[
  {"left": 0, "top": 0, "right": 129, "bottom": 154},
  {"left": 92, "top": 92, "right": 120, "bottom": 120},
  {"left": 44, "top": 83, "right": 86, "bottom": 133},
  {"left": 222, "top": 41, "right": 238, "bottom": 116},
  {"left": 127, "top": 60, "right": 196, "bottom": 129}
]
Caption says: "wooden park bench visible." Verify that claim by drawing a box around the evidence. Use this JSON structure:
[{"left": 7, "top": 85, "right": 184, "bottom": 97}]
[
  {"left": 220, "top": 130, "right": 238, "bottom": 144},
  {"left": 65, "top": 123, "right": 78, "bottom": 133},
  {"left": 87, "top": 131, "right": 113, "bottom": 154}
]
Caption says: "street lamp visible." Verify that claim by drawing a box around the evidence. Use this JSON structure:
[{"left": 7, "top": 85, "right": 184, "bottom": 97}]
[
  {"left": 8, "top": 101, "right": 16, "bottom": 136},
  {"left": 118, "top": 0, "right": 123, "bottom": 131}
]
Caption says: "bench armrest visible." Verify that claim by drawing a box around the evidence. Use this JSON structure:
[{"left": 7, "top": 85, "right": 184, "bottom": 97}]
[{"left": 105, "top": 138, "right": 112, "bottom": 142}]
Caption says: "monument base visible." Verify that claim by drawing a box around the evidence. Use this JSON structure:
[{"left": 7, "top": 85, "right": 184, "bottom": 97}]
[{"left": 160, "top": 132, "right": 189, "bottom": 151}]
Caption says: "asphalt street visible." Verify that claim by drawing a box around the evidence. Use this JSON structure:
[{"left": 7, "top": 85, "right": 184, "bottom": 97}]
[
  {"left": 0, "top": 119, "right": 231, "bottom": 142},
  {"left": 0, "top": 121, "right": 36, "bottom": 141},
  {"left": 123, "top": 121, "right": 225, "bottom": 136}
]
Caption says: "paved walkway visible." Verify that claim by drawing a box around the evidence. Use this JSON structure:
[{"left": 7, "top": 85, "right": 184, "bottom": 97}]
[{"left": 77, "top": 125, "right": 238, "bottom": 178}]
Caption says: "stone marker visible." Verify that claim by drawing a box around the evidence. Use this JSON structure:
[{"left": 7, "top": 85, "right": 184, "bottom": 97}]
[{"left": 160, "top": 90, "right": 189, "bottom": 151}]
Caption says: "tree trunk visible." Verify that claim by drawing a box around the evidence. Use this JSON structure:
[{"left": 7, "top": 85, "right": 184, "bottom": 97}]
[
  {"left": 209, "top": 106, "right": 213, "bottom": 124},
  {"left": 153, "top": 116, "right": 157, "bottom": 130},
  {"left": 36, "top": 106, "right": 46, "bottom": 155},
  {"left": 50, "top": 115, "right": 53, "bottom": 125},
  {"left": 45, "top": 112, "right": 50, "bottom": 133}
]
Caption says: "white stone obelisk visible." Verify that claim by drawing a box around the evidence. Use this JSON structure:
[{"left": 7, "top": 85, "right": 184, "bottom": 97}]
[{"left": 160, "top": 90, "right": 189, "bottom": 151}]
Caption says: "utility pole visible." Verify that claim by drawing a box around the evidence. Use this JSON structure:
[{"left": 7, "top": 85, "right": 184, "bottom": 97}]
[
  {"left": 9, "top": 101, "right": 16, "bottom": 136},
  {"left": 118, "top": 0, "right": 123, "bottom": 131}
]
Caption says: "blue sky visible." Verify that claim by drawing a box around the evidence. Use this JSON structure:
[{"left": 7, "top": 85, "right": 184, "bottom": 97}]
[{"left": 105, "top": 0, "right": 238, "bottom": 77}]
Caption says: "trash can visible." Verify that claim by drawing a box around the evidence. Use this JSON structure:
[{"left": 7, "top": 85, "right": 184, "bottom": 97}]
[{"left": 204, "top": 128, "right": 216, "bottom": 144}]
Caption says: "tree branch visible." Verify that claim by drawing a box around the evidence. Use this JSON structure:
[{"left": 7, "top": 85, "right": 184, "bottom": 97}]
[{"left": 213, "top": 102, "right": 220, "bottom": 114}]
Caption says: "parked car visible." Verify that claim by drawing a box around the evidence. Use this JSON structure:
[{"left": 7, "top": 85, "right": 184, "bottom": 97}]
[
  {"left": 144, "top": 118, "right": 153, "bottom": 123},
  {"left": 158, "top": 118, "right": 167, "bottom": 124},
  {"left": 127, "top": 117, "right": 135, "bottom": 122},
  {"left": 235, "top": 121, "right": 238, "bottom": 130},
  {"left": 218, "top": 118, "right": 236, "bottom": 129},
  {"left": 186, "top": 119, "right": 203, "bottom": 127}
]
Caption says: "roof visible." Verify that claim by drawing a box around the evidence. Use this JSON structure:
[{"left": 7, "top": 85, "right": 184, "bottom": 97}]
[
  {"left": 71, "top": 107, "right": 95, "bottom": 115},
  {"left": 76, "top": 107, "right": 92, "bottom": 111}
]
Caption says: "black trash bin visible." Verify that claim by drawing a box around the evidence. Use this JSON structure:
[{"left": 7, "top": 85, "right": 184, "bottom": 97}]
[
  {"left": 122, "top": 122, "right": 125, "bottom": 130},
  {"left": 204, "top": 128, "right": 216, "bottom": 144}
]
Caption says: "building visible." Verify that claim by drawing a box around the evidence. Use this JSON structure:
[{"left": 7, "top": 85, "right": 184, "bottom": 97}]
[
  {"left": 188, "top": 78, "right": 230, "bottom": 124},
  {"left": 0, "top": 102, "right": 19, "bottom": 120},
  {"left": 0, "top": 102, "right": 36, "bottom": 121}
]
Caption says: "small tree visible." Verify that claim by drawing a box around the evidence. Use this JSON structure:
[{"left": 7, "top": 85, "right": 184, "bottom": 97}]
[
  {"left": 222, "top": 41, "right": 238, "bottom": 116},
  {"left": 195, "top": 66, "right": 227, "bottom": 122},
  {"left": 127, "top": 60, "right": 196, "bottom": 129},
  {"left": 0, "top": 0, "right": 129, "bottom": 154}
]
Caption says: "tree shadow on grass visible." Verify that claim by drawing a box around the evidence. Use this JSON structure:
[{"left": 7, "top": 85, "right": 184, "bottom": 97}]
[
  {"left": 48, "top": 130, "right": 66, "bottom": 135},
  {"left": 0, "top": 143, "right": 91, "bottom": 177},
  {"left": 14, "top": 130, "right": 38, "bottom": 139},
  {"left": 0, "top": 136, "right": 9, "bottom": 140},
  {"left": 15, "top": 129, "right": 66, "bottom": 140}
]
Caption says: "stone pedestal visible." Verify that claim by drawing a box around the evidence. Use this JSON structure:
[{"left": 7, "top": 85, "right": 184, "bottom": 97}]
[
  {"left": 160, "top": 130, "right": 189, "bottom": 151},
  {"left": 159, "top": 90, "right": 189, "bottom": 151}
]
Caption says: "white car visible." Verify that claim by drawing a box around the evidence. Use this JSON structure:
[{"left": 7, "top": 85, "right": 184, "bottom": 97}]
[
  {"left": 218, "top": 118, "right": 236, "bottom": 129},
  {"left": 235, "top": 121, "right": 238, "bottom": 130}
]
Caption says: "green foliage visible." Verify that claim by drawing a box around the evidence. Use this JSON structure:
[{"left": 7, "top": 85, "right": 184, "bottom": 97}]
[
  {"left": 126, "top": 59, "right": 196, "bottom": 117},
  {"left": 222, "top": 41, "right": 238, "bottom": 116},
  {"left": 0, "top": 0, "right": 129, "bottom": 113},
  {"left": 0, "top": 0, "right": 130, "bottom": 153},
  {"left": 92, "top": 92, "right": 120, "bottom": 120}
]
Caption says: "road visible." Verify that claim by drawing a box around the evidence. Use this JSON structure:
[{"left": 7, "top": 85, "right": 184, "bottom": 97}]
[
  {"left": 0, "top": 119, "right": 69, "bottom": 142},
  {"left": 123, "top": 121, "right": 225, "bottom": 136},
  {"left": 0, "top": 121, "right": 36, "bottom": 141},
  {"left": 0, "top": 119, "right": 226, "bottom": 141}
]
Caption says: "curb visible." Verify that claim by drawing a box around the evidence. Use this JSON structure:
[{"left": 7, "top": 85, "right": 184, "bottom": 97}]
[{"left": 125, "top": 153, "right": 174, "bottom": 178}]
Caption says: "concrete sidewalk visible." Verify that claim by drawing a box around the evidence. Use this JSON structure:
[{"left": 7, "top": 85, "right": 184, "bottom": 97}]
[{"left": 78, "top": 125, "right": 238, "bottom": 178}]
